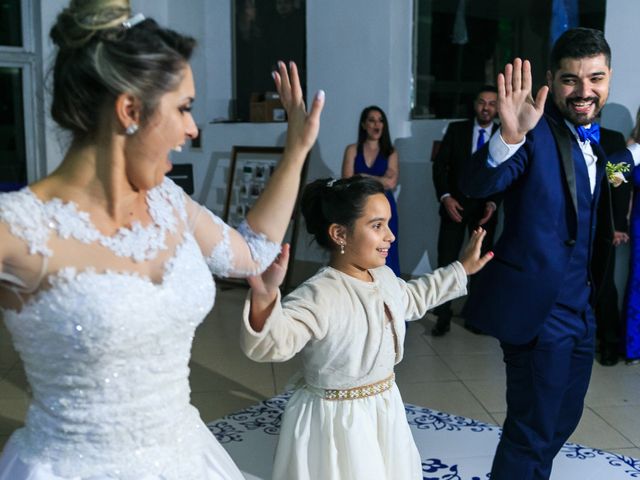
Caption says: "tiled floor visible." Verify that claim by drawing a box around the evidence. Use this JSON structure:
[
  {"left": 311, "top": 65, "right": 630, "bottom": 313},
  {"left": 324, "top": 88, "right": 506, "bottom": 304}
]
[{"left": 1, "top": 285, "right": 640, "bottom": 462}]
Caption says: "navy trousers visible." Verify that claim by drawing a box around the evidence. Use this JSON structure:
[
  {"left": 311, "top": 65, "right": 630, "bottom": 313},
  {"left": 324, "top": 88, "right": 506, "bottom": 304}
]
[{"left": 490, "top": 304, "right": 595, "bottom": 480}]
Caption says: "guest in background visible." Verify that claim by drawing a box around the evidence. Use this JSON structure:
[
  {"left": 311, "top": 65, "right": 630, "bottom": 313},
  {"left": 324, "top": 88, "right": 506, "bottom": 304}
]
[
  {"left": 591, "top": 125, "right": 631, "bottom": 366},
  {"left": 342, "top": 106, "right": 401, "bottom": 276},
  {"left": 430, "top": 85, "right": 501, "bottom": 336},
  {"left": 624, "top": 108, "right": 640, "bottom": 364}
]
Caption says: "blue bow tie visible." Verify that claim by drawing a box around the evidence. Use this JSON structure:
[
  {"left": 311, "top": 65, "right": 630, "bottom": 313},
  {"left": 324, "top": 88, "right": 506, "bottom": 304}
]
[{"left": 576, "top": 123, "right": 600, "bottom": 144}]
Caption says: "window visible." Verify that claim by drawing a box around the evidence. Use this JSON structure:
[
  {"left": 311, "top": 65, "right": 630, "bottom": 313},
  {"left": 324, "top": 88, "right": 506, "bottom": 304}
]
[
  {"left": 0, "top": 67, "right": 26, "bottom": 189},
  {"left": 0, "top": 0, "right": 42, "bottom": 191},
  {"left": 233, "top": 0, "right": 306, "bottom": 122},
  {"left": 412, "top": 0, "right": 606, "bottom": 119},
  {"left": 0, "top": 0, "right": 22, "bottom": 47}
]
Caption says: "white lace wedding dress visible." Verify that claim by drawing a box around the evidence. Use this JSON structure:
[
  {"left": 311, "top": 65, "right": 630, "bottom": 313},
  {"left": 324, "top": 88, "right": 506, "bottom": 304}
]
[{"left": 0, "top": 178, "right": 280, "bottom": 480}]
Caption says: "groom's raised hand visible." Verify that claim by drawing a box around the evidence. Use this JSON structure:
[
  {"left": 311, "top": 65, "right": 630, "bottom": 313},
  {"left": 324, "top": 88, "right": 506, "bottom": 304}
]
[{"left": 498, "top": 58, "right": 548, "bottom": 144}]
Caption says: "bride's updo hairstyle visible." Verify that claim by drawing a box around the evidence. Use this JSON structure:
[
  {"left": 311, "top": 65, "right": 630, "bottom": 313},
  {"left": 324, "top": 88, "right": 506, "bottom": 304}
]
[
  {"left": 49, "top": 0, "right": 196, "bottom": 140},
  {"left": 301, "top": 175, "right": 384, "bottom": 250}
]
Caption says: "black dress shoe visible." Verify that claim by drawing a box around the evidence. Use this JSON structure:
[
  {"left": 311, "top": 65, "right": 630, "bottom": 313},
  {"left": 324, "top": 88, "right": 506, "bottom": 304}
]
[
  {"left": 599, "top": 349, "right": 619, "bottom": 366},
  {"left": 431, "top": 322, "right": 450, "bottom": 337}
]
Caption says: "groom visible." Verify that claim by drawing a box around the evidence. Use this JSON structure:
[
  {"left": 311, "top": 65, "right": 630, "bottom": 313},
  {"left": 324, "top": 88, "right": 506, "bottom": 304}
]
[{"left": 460, "top": 28, "right": 640, "bottom": 480}]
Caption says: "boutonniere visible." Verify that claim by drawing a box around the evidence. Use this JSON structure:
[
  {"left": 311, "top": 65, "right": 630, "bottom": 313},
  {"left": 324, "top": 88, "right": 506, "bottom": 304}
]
[{"left": 606, "top": 162, "right": 630, "bottom": 187}]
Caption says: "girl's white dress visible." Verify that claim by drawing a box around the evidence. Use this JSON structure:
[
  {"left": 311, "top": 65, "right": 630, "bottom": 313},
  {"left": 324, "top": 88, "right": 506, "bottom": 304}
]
[
  {"left": 241, "top": 263, "right": 468, "bottom": 479},
  {"left": 0, "top": 178, "right": 280, "bottom": 480}
]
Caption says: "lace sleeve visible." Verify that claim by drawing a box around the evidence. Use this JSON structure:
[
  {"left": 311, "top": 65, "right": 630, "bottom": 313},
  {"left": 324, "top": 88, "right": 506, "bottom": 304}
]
[
  {"left": 0, "top": 191, "right": 52, "bottom": 301},
  {"left": 187, "top": 202, "right": 281, "bottom": 278}
]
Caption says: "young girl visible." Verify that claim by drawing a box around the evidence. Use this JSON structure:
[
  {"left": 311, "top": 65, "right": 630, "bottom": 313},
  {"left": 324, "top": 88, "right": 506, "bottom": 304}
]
[{"left": 240, "top": 176, "right": 492, "bottom": 479}]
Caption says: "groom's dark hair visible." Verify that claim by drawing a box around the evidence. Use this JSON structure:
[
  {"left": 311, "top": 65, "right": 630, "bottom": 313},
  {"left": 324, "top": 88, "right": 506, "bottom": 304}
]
[{"left": 549, "top": 27, "right": 611, "bottom": 74}]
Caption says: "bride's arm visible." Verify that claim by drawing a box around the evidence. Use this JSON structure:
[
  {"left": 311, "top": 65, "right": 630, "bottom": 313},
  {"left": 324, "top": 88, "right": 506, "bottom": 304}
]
[
  {"left": 244, "top": 62, "right": 323, "bottom": 243},
  {"left": 0, "top": 223, "right": 47, "bottom": 311},
  {"left": 186, "top": 200, "right": 282, "bottom": 278},
  {"left": 186, "top": 62, "right": 324, "bottom": 278}
]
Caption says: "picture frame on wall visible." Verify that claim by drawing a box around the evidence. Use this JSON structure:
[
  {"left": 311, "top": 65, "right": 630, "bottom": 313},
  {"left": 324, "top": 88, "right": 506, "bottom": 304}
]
[{"left": 220, "top": 145, "right": 308, "bottom": 292}]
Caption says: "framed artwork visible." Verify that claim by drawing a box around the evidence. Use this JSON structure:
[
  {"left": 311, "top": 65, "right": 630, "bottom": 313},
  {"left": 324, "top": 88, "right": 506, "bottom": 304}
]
[{"left": 221, "top": 145, "right": 308, "bottom": 292}]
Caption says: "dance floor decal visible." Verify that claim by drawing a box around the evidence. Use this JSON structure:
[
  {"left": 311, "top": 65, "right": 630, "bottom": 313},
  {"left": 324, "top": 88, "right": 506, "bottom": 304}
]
[{"left": 207, "top": 392, "right": 640, "bottom": 480}]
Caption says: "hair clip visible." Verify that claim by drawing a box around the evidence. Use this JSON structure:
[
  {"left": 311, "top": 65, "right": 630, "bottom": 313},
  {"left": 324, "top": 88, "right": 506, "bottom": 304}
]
[
  {"left": 326, "top": 178, "right": 337, "bottom": 187},
  {"left": 122, "top": 13, "right": 145, "bottom": 29}
]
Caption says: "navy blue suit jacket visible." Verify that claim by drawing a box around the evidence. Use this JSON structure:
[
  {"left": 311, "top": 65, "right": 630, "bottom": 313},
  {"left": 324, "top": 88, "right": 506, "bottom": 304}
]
[{"left": 460, "top": 102, "right": 633, "bottom": 344}]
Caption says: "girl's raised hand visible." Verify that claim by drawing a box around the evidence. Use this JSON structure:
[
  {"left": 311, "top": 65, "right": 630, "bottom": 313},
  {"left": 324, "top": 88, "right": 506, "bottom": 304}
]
[
  {"left": 273, "top": 61, "right": 324, "bottom": 156},
  {"left": 459, "top": 228, "right": 494, "bottom": 275},
  {"left": 247, "top": 243, "right": 290, "bottom": 297}
]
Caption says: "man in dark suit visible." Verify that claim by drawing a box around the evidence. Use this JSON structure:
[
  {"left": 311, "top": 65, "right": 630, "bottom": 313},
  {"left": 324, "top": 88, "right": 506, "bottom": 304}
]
[
  {"left": 592, "top": 126, "right": 632, "bottom": 366},
  {"left": 460, "top": 28, "right": 640, "bottom": 480},
  {"left": 430, "top": 86, "right": 500, "bottom": 336}
]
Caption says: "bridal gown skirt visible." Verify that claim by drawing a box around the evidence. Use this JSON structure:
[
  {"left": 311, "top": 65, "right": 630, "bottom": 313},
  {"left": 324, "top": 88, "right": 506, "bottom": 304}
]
[
  {"left": 0, "top": 418, "right": 247, "bottom": 480},
  {"left": 273, "top": 383, "right": 423, "bottom": 480}
]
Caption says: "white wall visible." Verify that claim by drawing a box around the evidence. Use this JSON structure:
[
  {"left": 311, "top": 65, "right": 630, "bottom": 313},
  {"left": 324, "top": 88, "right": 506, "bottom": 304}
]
[
  {"left": 602, "top": 0, "right": 640, "bottom": 135},
  {"left": 39, "top": 0, "right": 68, "bottom": 173},
  {"left": 168, "top": 0, "right": 433, "bottom": 272},
  {"left": 602, "top": 0, "right": 640, "bottom": 300},
  {"left": 37, "top": 1, "right": 639, "bottom": 282}
]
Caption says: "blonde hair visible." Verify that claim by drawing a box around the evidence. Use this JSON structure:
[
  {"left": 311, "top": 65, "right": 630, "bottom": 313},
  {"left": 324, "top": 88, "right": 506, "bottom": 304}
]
[
  {"left": 51, "top": 0, "right": 131, "bottom": 49},
  {"left": 49, "top": 0, "right": 196, "bottom": 139}
]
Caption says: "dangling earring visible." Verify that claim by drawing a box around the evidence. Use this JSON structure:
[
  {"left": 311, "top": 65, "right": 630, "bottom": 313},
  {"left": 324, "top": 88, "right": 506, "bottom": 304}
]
[
  {"left": 340, "top": 243, "right": 345, "bottom": 255},
  {"left": 125, "top": 123, "right": 139, "bottom": 135}
]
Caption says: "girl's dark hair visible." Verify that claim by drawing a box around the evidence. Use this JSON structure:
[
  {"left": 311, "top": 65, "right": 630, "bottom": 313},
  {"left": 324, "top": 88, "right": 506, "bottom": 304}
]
[
  {"left": 49, "top": 0, "right": 196, "bottom": 140},
  {"left": 301, "top": 175, "right": 385, "bottom": 250},
  {"left": 357, "top": 106, "right": 395, "bottom": 158}
]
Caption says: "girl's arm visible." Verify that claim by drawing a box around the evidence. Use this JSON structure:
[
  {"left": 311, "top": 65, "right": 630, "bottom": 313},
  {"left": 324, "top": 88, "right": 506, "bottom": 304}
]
[
  {"left": 401, "top": 228, "right": 493, "bottom": 320},
  {"left": 240, "top": 246, "right": 332, "bottom": 363},
  {"left": 247, "top": 244, "right": 290, "bottom": 332}
]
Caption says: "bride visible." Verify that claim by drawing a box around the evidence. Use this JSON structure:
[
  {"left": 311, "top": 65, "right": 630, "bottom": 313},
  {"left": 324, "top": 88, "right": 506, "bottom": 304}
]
[{"left": 0, "top": 0, "right": 323, "bottom": 478}]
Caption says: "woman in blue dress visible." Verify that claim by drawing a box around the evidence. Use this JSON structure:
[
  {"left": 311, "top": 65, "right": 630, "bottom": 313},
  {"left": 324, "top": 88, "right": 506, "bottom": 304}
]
[
  {"left": 625, "top": 117, "right": 640, "bottom": 363},
  {"left": 342, "top": 106, "right": 401, "bottom": 275}
]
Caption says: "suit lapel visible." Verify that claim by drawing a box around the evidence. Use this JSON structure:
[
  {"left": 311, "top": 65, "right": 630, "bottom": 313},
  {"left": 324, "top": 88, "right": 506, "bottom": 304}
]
[{"left": 546, "top": 115, "right": 579, "bottom": 216}]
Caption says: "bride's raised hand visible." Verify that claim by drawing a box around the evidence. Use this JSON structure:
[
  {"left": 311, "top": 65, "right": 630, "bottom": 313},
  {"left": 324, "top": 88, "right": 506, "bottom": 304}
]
[{"left": 273, "top": 61, "right": 325, "bottom": 156}]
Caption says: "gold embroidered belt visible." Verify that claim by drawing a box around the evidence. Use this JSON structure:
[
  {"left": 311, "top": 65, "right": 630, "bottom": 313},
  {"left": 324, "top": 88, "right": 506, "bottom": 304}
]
[{"left": 315, "top": 373, "right": 395, "bottom": 401}]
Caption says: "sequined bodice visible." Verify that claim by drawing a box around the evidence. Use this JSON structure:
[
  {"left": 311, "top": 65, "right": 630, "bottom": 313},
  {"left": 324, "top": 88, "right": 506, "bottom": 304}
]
[
  {"left": 0, "top": 179, "right": 281, "bottom": 478},
  {"left": 4, "top": 237, "right": 215, "bottom": 477}
]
